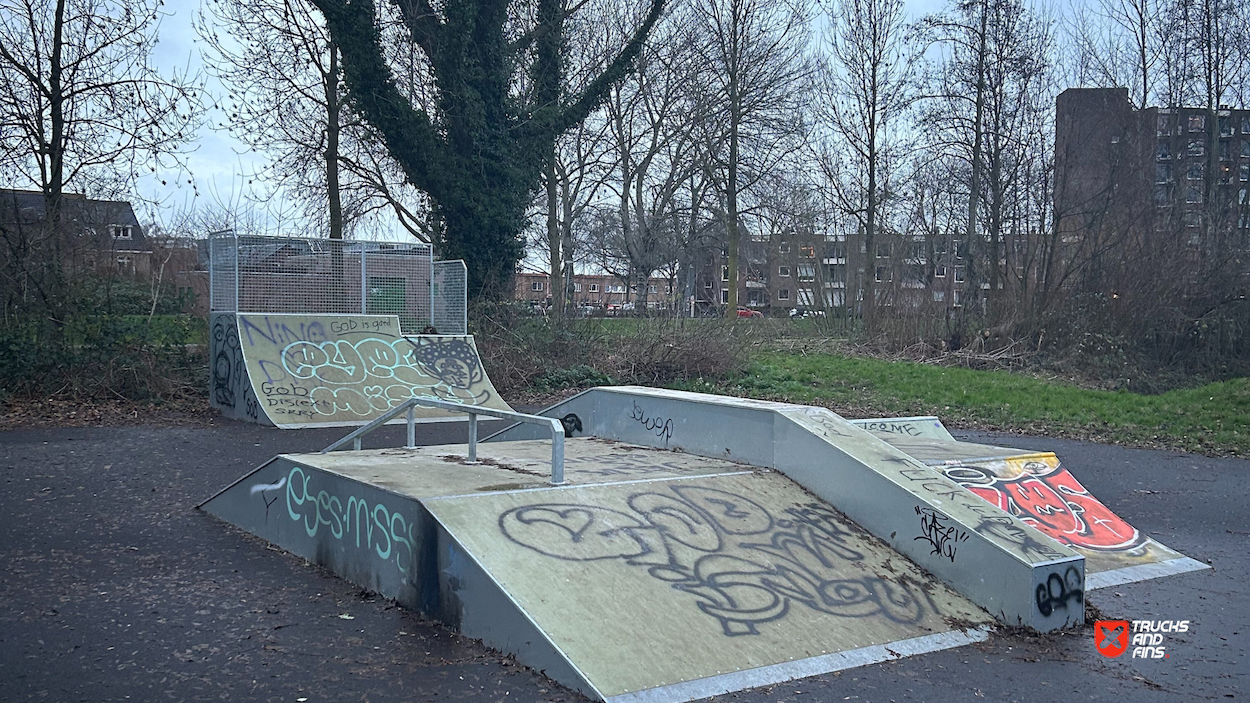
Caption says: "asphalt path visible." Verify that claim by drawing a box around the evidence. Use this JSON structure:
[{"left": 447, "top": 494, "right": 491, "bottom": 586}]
[{"left": 0, "top": 419, "right": 1244, "bottom": 702}]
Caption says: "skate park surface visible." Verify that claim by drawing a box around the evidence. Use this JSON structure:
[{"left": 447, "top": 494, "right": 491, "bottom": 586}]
[
  {"left": 198, "top": 387, "right": 1210, "bottom": 702},
  {"left": 0, "top": 416, "right": 1242, "bottom": 702}
]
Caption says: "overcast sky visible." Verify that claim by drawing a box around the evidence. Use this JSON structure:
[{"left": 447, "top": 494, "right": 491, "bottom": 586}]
[{"left": 139, "top": 0, "right": 979, "bottom": 234}]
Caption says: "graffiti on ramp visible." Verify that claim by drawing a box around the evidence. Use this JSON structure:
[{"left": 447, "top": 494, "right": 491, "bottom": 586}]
[{"left": 234, "top": 313, "right": 511, "bottom": 427}]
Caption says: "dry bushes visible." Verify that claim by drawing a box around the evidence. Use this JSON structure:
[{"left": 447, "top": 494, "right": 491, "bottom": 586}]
[{"left": 470, "top": 303, "right": 751, "bottom": 397}]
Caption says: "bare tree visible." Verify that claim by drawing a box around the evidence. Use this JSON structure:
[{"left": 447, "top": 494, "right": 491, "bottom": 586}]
[
  {"left": 198, "top": 0, "right": 431, "bottom": 241},
  {"left": 691, "top": 0, "right": 813, "bottom": 317},
  {"left": 0, "top": 0, "right": 201, "bottom": 315},
  {"left": 818, "top": 0, "right": 914, "bottom": 330},
  {"left": 1068, "top": 0, "right": 1162, "bottom": 109}
]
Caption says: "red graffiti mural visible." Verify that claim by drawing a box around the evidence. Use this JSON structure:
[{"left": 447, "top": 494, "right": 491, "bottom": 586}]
[{"left": 943, "top": 459, "right": 1144, "bottom": 552}]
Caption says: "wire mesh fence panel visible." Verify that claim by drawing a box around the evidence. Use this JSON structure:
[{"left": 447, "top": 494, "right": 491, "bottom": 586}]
[
  {"left": 209, "top": 233, "right": 448, "bottom": 334},
  {"left": 365, "top": 248, "right": 432, "bottom": 331},
  {"left": 431, "top": 259, "right": 468, "bottom": 334},
  {"left": 208, "top": 234, "right": 238, "bottom": 312}
]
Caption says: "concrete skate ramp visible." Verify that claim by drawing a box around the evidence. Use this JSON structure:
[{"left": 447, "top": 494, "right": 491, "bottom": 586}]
[
  {"left": 486, "top": 387, "right": 1088, "bottom": 631},
  {"left": 209, "top": 312, "right": 510, "bottom": 427},
  {"left": 864, "top": 433, "right": 1209, "bottom": 588},
  {"left": 201, "top": 438, "right": 992, "bottom": 703}
]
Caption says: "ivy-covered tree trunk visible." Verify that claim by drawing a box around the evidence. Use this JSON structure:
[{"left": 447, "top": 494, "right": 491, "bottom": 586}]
[{"left": 311, "top": 0, "right": 665, "bottom": 299}]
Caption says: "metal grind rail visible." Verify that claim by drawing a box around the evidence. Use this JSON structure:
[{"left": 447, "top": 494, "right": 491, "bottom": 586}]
[{"left": 320, "top": 398, "right": 567, "bottom": 484}]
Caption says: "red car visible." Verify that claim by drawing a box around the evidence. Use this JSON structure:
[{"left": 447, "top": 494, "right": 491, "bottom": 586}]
[{"left": 736, "top": 307, "right": 764, "bottom": 318}]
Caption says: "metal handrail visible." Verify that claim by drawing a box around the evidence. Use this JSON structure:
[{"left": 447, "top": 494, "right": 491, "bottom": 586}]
[{"left": 320, "top": 397, "right": 567, "bottom": 484}]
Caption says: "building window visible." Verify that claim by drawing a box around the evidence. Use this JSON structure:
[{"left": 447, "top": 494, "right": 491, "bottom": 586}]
[
  {"left": 1154, "top": 185, "right": 1172, "bottom": 205},
  {"left": 953, "top": 266, "right": 965, "bottom": 283},
  {"left": 1242, "top": 139, "right": 1250, "bottom": 158},
  {"left": 952, "top": 289, "right": 962, "bottom": 307},
  {"left": 531, "top": 281, "right": 544, "bottom": 292},
  {"left": 829, "top": 243, "right": 846, "bottom": 259},
  {"left": 798, "top": 288, "right": 815, "bottom": 306},
  {"left": 1184, "top": 211, "right": 1201, "bottom": 228},
  {"left": 824, "top": 263, "right": 846, "bottom": 283},
  {"left": 1157, "top": 115, "right": 1171, "bottom": 135},
  {"left": 1219, "top": 116, "right": 1232, "bottom": 136},
  {"left": 778, "top": 243, "right": 790, "bottom": 254},
  {"left": 799, "top": 246, "right": 815, "bottom": 258},
  {"left": 648, "top": 284, "right": 657, "bottom": 294},
  {"left": 1220, "top": 140, "right": 1232, "bottom": 160},
  {"left": 1188, "top": 139, "right": 1204, "bottom": 157},
  {"left": 111, "top": 225, "right": 132, "bottom": 239},
  {"left": 589, "top": 283, "right": 599, "bottom": 292},
  {"left": 935, "top": 264, "right": 947, "bottom": 278},
  {"left": 1156, "top": 163, "right": 1172, "bottom": 183},
  {"left": 721, "top": 289, "right": 729, "bottom": 304},
  {"left": 1188, "top": 163, "right": 1204, "bottom": 180},
  {"left": 1187, "top": 186, "right": 1203, "bottom": 203},
  {"left": 1157, "top": 140, "right": 1170, "bottom": 160},
  {"left": 721, "top": 266, "right": 729, "bottom": 282},
  {"left": 116, "top": 255, "right": 132, "bottom": 267},
  {"left": 875, "top": 242, "right": 891, "bottom": 258},
  {"left": 1239, "top": 188, "right": 1247, "bottom": 204},
  {"left": 797, "top": 263, "right": 815, "bottom": 280},
  {"left": 953, "top": 240, "right": 964, "bottom": 259},
  {"left": 933, "top": 290, "right": 945, "bottom": 302},
  {"left": 874, "top": 266, "right": 891, "bottom": 283},
  {"left": 574, "top": 282, "right": 582, "bottom": 292},
  {"left": 1243, "top": 117, "right": 1250, "bottom": 134},
  {"left": 778, "top": 288, "right": 790, "bottom": 301},
  {"left": 1188, "top": 115, "right": 1205, "bottom": 132}
]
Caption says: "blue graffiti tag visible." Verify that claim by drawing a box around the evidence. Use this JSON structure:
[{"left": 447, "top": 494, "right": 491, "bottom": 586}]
[{"left": 284, "top": 466, "right": 417, "bottom": 575}]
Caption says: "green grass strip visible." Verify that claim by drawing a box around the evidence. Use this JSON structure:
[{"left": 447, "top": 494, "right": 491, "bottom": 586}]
[{"left": 674, "top": 350, "right": 1249, "bottom": 457}]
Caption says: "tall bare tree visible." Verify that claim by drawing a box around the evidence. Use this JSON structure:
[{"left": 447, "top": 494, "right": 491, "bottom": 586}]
[
  {"left": 0, "top": 0, "right": 201, "bottom": 314},
  {"left": 691, "top": 0, "right": 812, "bottom": 317},
  {"left": 818, "top": 0, "right": 914, "bottom": 330},
  {"left": 199, "top": 0, "right": 433, "bottom": 241}
]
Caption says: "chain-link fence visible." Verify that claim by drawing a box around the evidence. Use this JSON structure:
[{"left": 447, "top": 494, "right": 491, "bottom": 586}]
[
  {"left": 209, "top": 233, "right": 466, "bottom": 334},
  {"left": 431, "top": 259, "right": 467, "bottom": 334}
]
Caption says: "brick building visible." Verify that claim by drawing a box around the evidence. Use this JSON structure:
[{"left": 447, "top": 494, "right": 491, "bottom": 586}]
[{"left": 514, "top": 272, "right": 678, "bottom": 312}]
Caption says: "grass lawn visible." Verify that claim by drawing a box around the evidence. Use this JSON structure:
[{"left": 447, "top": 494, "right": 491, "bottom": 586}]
[{"left": 675, "top": 350, "right": 1249, "bottom": 457}]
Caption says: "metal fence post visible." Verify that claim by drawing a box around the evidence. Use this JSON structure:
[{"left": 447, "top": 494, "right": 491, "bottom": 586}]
[
  {"left": 550, "top": 424, "right": 565, "bottom": 485},
  {"left": 406, "top": 405, "right": 416, "bottom": 449},
  {"left": 467, "top": 413, "right": 478, "bottom": 462}
]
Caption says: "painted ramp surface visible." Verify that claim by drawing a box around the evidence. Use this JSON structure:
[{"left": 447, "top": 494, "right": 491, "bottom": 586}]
[
  {"left": 426, "top": 470, "right": 992, "bottom": 702},
  {"left": 865, "top": 432, "right": 1208, "bottom": 588},
  {"left": 202, "top": 438, "right": 992, "bottom": 703},
  {"left": 231, "top": 313, "right": 510, "bottom": 428}
]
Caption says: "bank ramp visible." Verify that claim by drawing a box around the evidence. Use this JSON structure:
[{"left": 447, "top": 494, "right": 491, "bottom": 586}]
[
  {"left": 850, "top": 416, "right": 1209, "bottom": 588},
  {"left": 201, "top": 387, "right": 1207, "bottom": 702}
]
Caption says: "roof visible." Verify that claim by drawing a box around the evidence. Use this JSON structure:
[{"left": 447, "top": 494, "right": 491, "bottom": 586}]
[{"left": 0, "top": 188, "right": 151, "bottom": 252}]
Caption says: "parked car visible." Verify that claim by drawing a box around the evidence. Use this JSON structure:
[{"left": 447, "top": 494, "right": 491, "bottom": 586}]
[{"left": 736, "top": 307, "right": 764, "bottom": 318}]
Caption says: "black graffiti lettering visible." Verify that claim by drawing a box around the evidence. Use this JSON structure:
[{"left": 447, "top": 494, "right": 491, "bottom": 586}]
[
  {"left": 499, "top": 487, "right": 936, "bottom": 636},
  {"left": 914, "top": 506, "right": 969, "bottom": 562},
  {"left": 628, "top": 401, "right": 674, "bottom": 446},
  {"left": 1035, "top": 566, "right": 1084, "bottom": 617},
  {"left": 863, "top": 421, "right": 921, "bottom": 436}
]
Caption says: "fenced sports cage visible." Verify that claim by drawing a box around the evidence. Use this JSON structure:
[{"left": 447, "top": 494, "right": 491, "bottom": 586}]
[{"left": 208, "top": 232, "right": 467, "bottom": 334}]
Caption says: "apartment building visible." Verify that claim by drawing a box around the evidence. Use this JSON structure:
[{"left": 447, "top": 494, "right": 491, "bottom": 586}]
[{"left": 1054, "top": 88, "right": 1250, "bottom": 266}]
